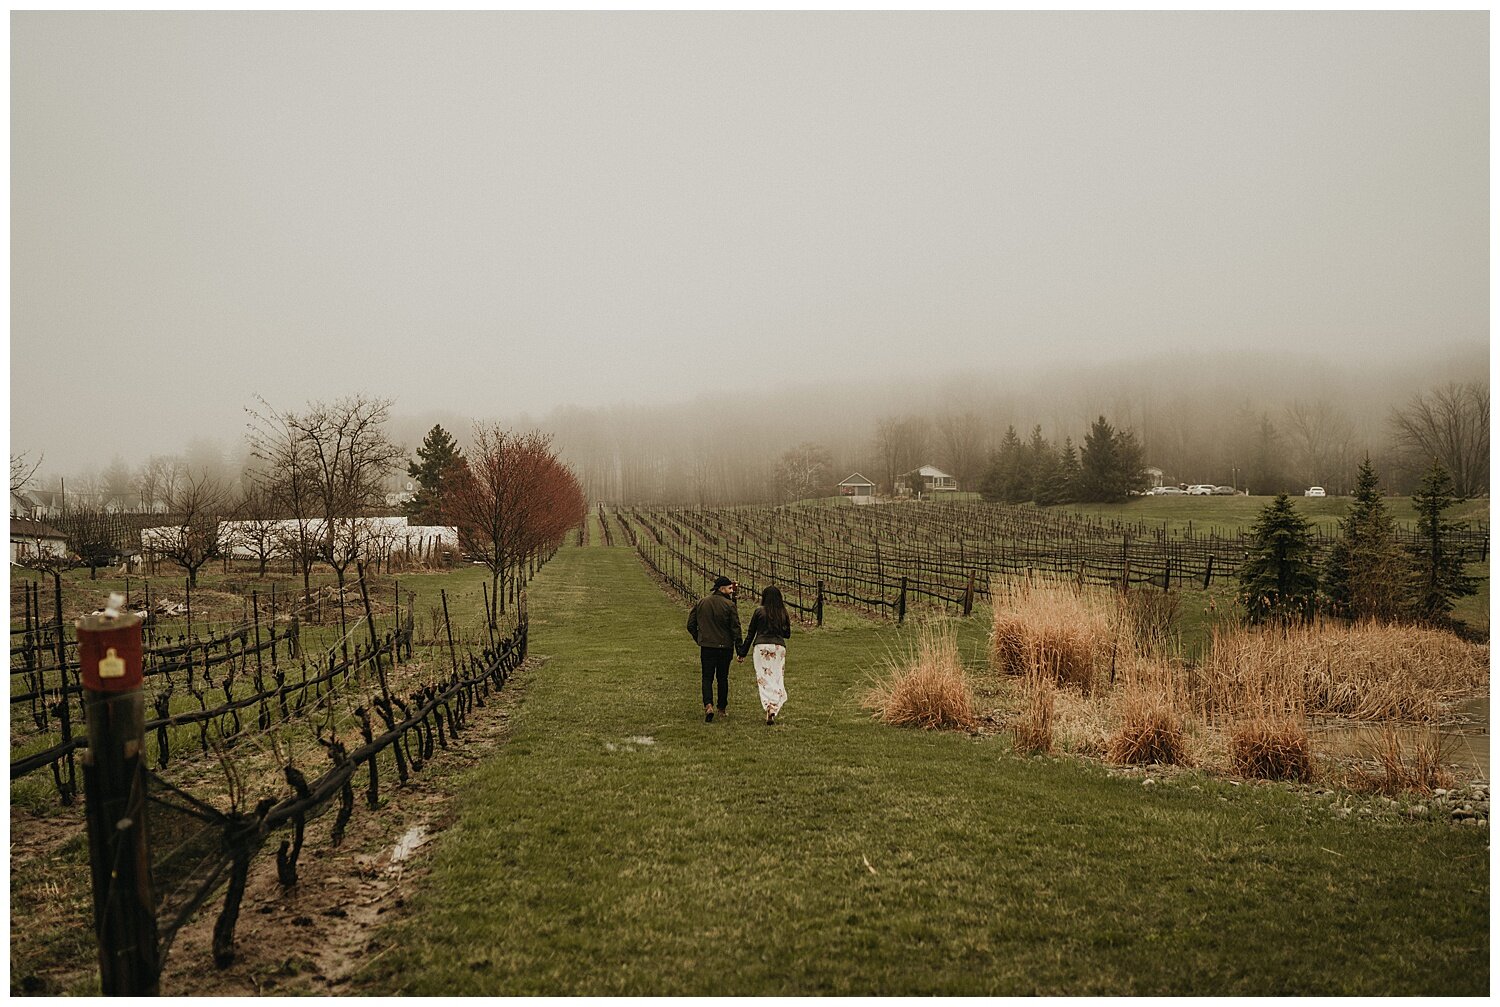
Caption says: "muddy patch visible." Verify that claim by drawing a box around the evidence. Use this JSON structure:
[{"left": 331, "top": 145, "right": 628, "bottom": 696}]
[{"left": 9, "top": 657, "right": 543, "bottom": 997}]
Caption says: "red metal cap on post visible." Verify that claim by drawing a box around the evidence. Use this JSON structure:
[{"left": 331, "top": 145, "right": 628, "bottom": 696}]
[{"left": 76, "top": 601, "right": 143, "bottom": 693}]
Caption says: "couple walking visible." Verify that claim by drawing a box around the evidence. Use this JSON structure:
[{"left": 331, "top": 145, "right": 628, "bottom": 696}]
[{"left": 686, "top": 576, "right": 790, "bottom": 725}]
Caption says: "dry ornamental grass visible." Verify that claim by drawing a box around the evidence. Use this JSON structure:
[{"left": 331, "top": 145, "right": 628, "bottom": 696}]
[
  {"left": 1229, "top": 714, "right": 1315, "bottom": 782},
  {"left": 1106, "top": 682, "right": 1190, "bottom": 767},
  {"left": 1010, "top": 673, "right": 1056, "bottom": 755},
  {"left": 989, "top": 579, "right": 1128, "bottom": 693},
  {"left": 862, "top": 622, "right": 977, "bottom": 731}
]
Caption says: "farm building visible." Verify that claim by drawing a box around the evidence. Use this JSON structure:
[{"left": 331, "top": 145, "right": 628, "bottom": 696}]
[
  {"left": 837, "top": 472, "right": 877, "bottom": 504},
  {"left": 911, "top": 465, "right": 958, "bottom": 494},
  {"left": 10, "top": 517, "right": 69, "bottom": 564},
  {"left": 1144, "top": 467, "right": 1164, "bottom": 489}
]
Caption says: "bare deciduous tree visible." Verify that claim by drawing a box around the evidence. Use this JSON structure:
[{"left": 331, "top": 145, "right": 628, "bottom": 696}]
[
  {"left": 1389, "top": 382, "right": 1489, "bottom": 499},
  {"left": 249, "top": 394, "right": 402, "bottom": 606},
  {"left": 774, "top": 442, "right": 833, "bottom": 503},
  {"left": 874, "top": 415, "right": 930, "bottom": 494},
  {"left": 10, "top": 451, "right": 42, "bottom": 497},
  {"left": 1283, "top": 399, "right": 1355, "bottom": 492},
  {"left": 151, "top": 469, "right": 231, "bottom": 587},
  {"left": 935, "top": 411, "right": 987, "bottom": 490},
  {"left": 231, "top": 481, "right": 282, "bottom": 577}
]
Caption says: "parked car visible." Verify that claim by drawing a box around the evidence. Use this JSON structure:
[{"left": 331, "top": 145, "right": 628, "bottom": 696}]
[
  {"left": 1304, "top": 486, "right": 1326, "bottom": 498},
  {"left": 1156, "top": 485, "right": 1186, "bottom": 495},
  {"left": 1212, "top": 485, "right": 1237, "bottom": 495},
  {"left": 1186, "top": 484, "right": 1215, "bottom": 495}
]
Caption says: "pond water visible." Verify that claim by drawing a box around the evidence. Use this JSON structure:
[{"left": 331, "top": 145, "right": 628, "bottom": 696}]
[{"left": 1309, "top": 696, "right": 1489, "bottom": 777}]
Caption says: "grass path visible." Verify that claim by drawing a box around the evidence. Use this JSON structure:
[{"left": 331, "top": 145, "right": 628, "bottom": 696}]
[{"left": 370, "top": 542, "right": 1488, "bottom": 995}]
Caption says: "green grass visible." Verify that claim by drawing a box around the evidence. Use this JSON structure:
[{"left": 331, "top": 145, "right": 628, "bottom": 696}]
[
  {"left": 1055, "top": 495, "right": 1490, "bottom": 537},
  {"left": 367, "top": 540, "right": 1489, "bottom": 995}
]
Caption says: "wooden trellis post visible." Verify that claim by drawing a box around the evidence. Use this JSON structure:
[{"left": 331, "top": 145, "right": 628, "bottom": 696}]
[{"left": 77, "top": 599, "right": 159, "bottom": 995}]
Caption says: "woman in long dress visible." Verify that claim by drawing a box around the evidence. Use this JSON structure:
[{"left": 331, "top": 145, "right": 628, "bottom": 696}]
[{"left": 737, "top": 585, "right": 791, "bottom": 724}]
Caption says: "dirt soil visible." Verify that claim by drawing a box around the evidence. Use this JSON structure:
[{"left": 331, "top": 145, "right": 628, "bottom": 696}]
[{"left": 9, "top": 656, "right": 542, "bottom": 997}]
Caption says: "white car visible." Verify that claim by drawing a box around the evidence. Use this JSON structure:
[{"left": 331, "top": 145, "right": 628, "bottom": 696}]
[
  {"left": 1155, "top": 485, "right": 1186, "bottom": 495},
  {"left": 1186, "top": 484, "right": 1215, "bottom": 495},
  {"left": 1304, "top": 486, "right": 1326, "bottom": 498}
]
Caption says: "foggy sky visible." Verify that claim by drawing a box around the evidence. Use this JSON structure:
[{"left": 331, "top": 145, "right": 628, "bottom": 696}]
[{"left": 10, "top": 11, "right": 1489, "bottom": 476}]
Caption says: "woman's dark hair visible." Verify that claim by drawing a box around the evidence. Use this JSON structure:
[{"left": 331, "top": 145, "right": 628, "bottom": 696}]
[{"left": 760, "top": 585, "right": 790, "bottom": 636}]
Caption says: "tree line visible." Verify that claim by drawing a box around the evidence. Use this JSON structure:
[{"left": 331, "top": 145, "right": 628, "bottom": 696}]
[
  {"left": 1238, "top": 457, "right": 1477, "bottom": 628},
  {"left": 15, "top": 397, "right": 587, "bottom": 626}
]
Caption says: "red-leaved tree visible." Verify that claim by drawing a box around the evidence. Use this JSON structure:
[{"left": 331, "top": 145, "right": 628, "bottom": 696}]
[{"left": 445, "top": 426, "right": 586, "bottom": 628}]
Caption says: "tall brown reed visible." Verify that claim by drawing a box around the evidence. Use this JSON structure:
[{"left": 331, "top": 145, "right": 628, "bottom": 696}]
[
  {"left": 1358, "top": 722, "right": 1455, "bottom": 795},
  {"left": 1198, "top": 621, "right": 1487, "bottom": 722}
]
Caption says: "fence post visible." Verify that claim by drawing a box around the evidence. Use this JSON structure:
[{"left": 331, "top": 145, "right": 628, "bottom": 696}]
[
  {"left": 52, "top": 570, "right": 77, "bottom": 804},
  {"left": 1202, "top": 554, "right": 1214, "bottom": 590},
  {"left": 963, "top": 570, "right": 975, "bottom": 617},
  {"left": 815, "top": 580, "right": 824, "bottom": 627},
  {"left": 77, "top": 596, "right": 159, "bottom": 995},
  {"left": 898, "top": 576, "right": 908, "bottom": 624}
]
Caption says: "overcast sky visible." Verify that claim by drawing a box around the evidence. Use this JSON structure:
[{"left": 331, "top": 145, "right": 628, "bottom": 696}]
[{"left": 10, "top": 11, "right": 1489, "bottom": 475}]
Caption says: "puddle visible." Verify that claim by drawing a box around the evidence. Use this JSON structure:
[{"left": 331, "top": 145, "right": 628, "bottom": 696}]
[
  {"left": 1310, "top": 697, "right": 1489, "bottom": 777},
  {"left": 389, "top": 825, "right": 429, "bottom": 865}
]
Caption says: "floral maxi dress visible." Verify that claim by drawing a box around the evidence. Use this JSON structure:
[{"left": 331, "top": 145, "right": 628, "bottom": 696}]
[{"left": 751, "top": 644, "right": 788, "bottom": 716}]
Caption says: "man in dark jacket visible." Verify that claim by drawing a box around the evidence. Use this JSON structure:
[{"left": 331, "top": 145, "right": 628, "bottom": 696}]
[{"left": 687, "top": 576, "right": 741, "bottom": 722}]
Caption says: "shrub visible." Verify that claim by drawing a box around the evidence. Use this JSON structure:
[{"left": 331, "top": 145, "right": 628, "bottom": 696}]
[
  {"left": 989, "top": 579, "right": 1127, "bottom": 692},
  {"left": 862, "top": 623, "right": 977, "bottom": 731},
  {"left": 1229, "top": 714, "right": 1314, "bottom": 782}
]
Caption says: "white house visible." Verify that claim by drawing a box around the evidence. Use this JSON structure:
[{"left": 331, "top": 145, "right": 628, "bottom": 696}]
[
  {"left": 837, "top": 472, "right": 877, "bottom": 504},
  {"left": 912, "top": 465, "right": 958, "bottom": 493},
  {"left": 11, "top": 518, "right": 69, "bottom": 565}
]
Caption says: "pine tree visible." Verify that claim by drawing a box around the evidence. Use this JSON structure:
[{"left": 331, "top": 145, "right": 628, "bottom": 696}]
[
  {"left": 1409, "top": 458, "right": 1477, "bottom": 624},
  {"left": 1238, "top": 494, "right": 1319, "bottom": 625},
  {"left": 1027, "top": 426, "right": 1059, "bottom": 505},
  {"left": 1321, "top": 456, "right": 1411, "bottom": 622},
  {"left": 1113, "top": 428, "right": 1149, "bottom": 497},
  {"left": 1078, "top": 416, "right": 1120, "bottom": 502},
  {"left": 980, "top": 426, "right": 1030, "bottom": 503},
  {"left": 404, "top": 424, "right": 465, "bottom": 524},
  {"left": 1078, "top": 416, "right": 1145, "bottom": 502},
  {"left": 1054, "top": 437, "right": 1081, "bottom": 504}
]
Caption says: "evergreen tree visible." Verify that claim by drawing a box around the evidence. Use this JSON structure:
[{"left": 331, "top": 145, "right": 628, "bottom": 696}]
[
  {"left": 980, "top": 426, "right": 1030, "bottom": 503},
  {"left": 1322, "top": 456, "right": 1411, "bottom": 621},
  {"left": 1078, "top": 416, "right": 1145, "bottom": 502},
  {"left": 1409, "top": 458, "right": 1477, "bottom": 624},
  {"left": 1078, "top": 416, "right": 1120, "bottom": 502},
  {"left": 1027, "top": 426, "right": 1059, "bottom": 505},
  {"left": 1114, "top": 428, "right": 1149, "bottom": 497},
  {"left": 404, "top": 424, "right": 465, "bottom": 524},
  {"left": 1238, "top": 494, "right": 1319, "bottom": 625},
  {"left": 1054, "top": 437, "right": 1082, "bottom": 504}
]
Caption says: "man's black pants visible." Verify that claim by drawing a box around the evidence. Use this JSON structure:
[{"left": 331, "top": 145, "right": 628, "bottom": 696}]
[{"left": 700, "top": 647, "right": 732, "bottom": 710}]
